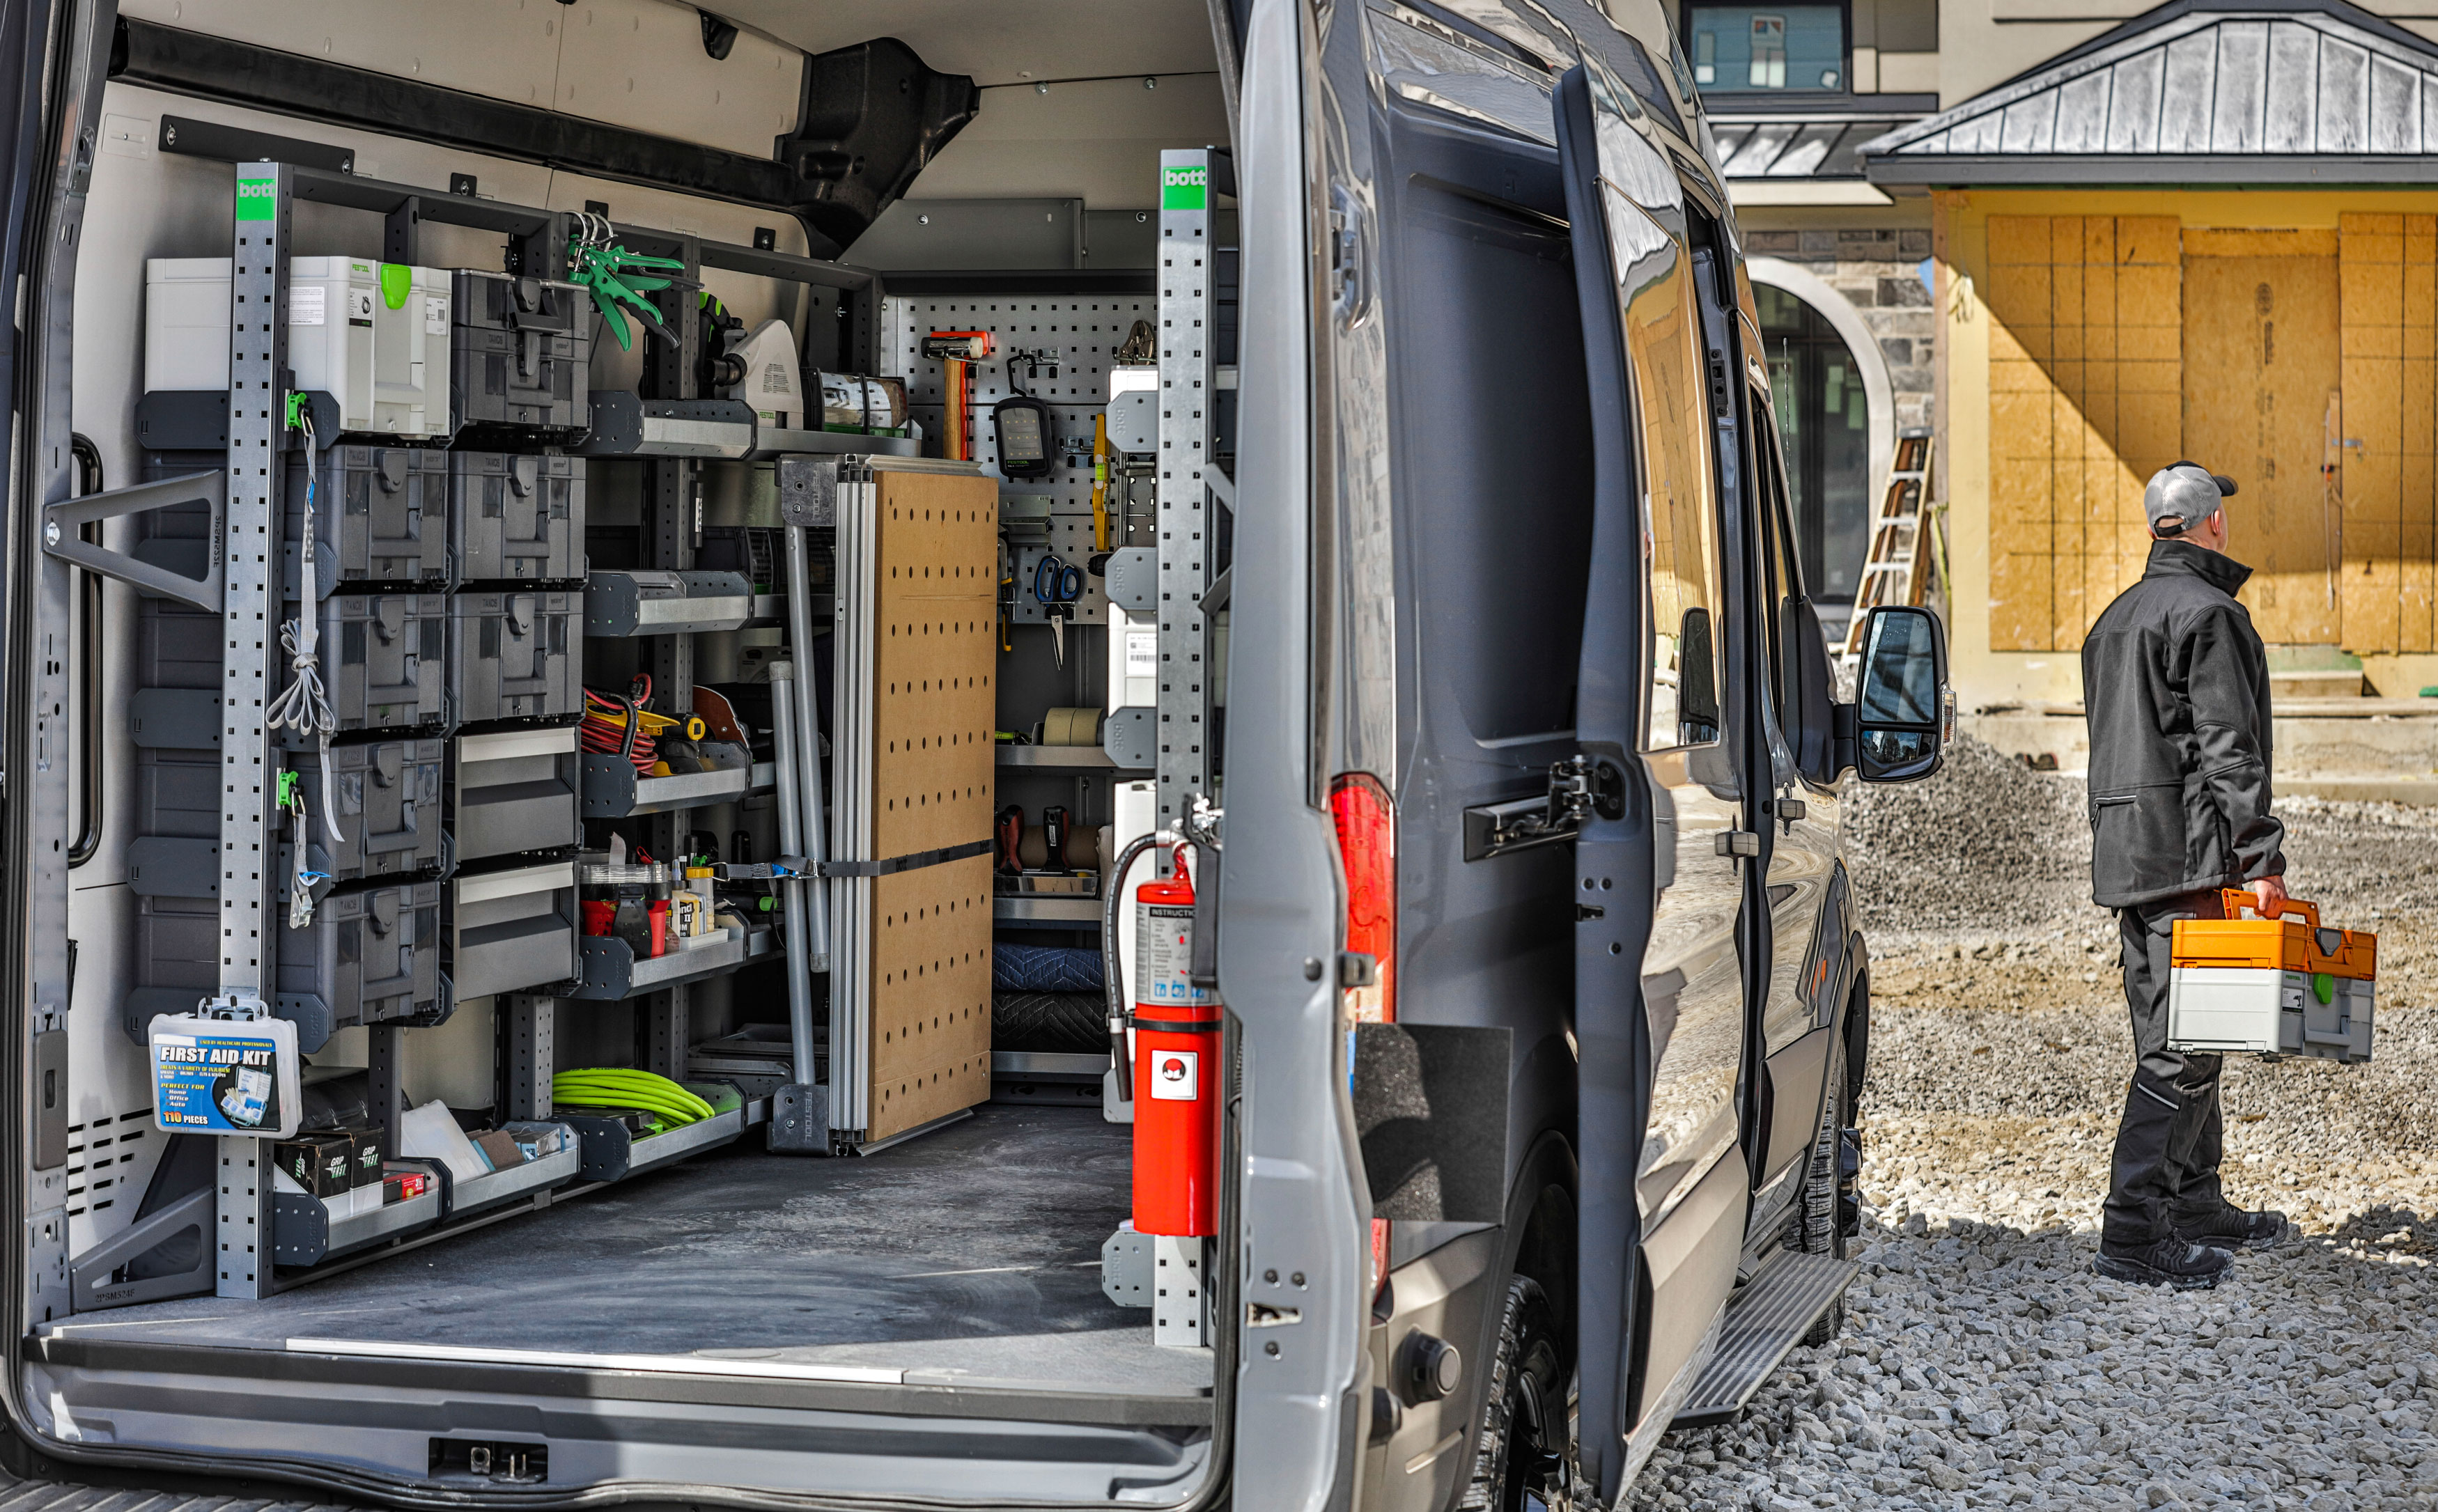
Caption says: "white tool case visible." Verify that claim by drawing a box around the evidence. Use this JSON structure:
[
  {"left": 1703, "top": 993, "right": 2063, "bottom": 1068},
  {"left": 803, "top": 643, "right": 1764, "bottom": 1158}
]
[
  {"left": 2166, "top": 891, "right": 2377, "bottom": 1064},
  {"left": 147, "top": 256, "right": 451, "bottom": 437},
  {"left": 372, "top": 262, "right": 452, "bottom": 439}
]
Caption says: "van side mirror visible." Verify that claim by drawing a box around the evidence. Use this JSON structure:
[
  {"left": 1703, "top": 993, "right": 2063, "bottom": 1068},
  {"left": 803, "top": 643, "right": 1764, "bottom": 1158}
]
[{"left": 1844, "top": 605, "right": 1950, "bottom": 783}]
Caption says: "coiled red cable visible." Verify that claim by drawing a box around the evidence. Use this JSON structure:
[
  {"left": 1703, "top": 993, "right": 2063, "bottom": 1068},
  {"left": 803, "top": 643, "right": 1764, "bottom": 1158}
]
[{"left": 582, "top": 675, "right": 657, "bottom": 774}]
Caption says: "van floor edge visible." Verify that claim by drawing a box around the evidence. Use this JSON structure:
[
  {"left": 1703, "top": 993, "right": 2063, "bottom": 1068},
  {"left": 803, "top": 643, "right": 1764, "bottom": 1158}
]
[{"left": 49, "top": 1106, "right": 1211, "bottom": 1397}]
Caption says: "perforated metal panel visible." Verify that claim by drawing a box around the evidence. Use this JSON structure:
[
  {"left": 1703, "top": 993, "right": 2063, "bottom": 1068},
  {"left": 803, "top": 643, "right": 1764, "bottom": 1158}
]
[{"left": 881, "top": 295, "right": 1163, "bottom": 628}]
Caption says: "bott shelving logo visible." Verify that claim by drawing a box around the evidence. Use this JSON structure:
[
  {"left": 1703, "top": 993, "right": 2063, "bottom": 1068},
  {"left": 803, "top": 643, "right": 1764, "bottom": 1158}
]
[
  {"left": 236, "top": 176, "right": 276, "bottom": 221},
  {"left": 1162, "top": 164, "right": 1207, "bottom": 212}
]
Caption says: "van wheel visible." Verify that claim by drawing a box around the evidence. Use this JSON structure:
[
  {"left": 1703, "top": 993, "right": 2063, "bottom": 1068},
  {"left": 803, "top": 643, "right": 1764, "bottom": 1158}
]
[
  {"left": 1795, "top": 1037, "right": 1849, "bottom": 1348},
  {"left": 1461, "top": 1277, "right": 1564, "bottom": 1512}
]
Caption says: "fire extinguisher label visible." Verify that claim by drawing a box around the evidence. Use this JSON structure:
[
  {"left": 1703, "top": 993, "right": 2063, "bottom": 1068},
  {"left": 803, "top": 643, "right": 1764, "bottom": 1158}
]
[
  {"left": 1137, "top": 903, "right": 1213, "bottom": 1007},
  {"left": 1150, "top": 1048, "right": 1200, "bottom": 1100}
]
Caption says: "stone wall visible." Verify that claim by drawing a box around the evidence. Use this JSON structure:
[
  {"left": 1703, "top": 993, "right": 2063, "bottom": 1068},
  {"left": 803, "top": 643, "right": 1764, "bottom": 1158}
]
[{"left": 1746, "top": 226, "right": 1936, "bottom": 430}]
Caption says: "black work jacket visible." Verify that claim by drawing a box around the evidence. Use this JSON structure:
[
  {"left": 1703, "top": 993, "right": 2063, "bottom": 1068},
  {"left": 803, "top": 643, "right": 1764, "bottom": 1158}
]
[{"left": 2081, "top": 539, "right": 2285, "bottom": 909}]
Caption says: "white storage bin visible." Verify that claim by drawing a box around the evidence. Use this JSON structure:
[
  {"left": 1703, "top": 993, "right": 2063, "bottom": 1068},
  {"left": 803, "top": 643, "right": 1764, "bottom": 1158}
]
[
  {"left": 144, "top": 256, "right": 396, "bottom": 435},
  {"left": 373, "top": 263, "right": 451, "bottom": 439}
]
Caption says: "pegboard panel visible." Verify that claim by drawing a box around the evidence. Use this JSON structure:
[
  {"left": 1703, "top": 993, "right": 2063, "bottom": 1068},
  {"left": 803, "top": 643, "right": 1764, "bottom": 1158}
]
[
  {"left": 867, "top": 853, "right": 993, "bottom": 1141},
  {"left": 871, "top": 467, "right": 1000, "bottom": 861},
  {"left": 883, "top": 294, "right": 1158, "bottom": 625}
]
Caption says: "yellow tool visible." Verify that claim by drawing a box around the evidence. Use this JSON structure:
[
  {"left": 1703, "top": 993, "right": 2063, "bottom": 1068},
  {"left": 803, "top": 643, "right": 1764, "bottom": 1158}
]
[
  {"left": 1092, "top": 411, "right": 1110, "bottom": 551},
  {"left": 2168, "top": 890, "right": 2377, "bottom": 1063}
]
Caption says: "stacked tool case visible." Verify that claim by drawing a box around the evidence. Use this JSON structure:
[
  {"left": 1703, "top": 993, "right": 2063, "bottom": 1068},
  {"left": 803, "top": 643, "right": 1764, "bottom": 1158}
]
[
  {"left": 442, "top": 293, "right": 591, "bottom": 1006},
  {"left": 125, "top": 335, "right": 588, "bottom": 1057}
]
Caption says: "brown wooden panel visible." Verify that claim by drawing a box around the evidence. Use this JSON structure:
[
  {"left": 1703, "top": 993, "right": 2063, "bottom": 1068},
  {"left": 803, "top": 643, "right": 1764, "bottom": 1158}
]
[
  {"left": 2051, "top": 553, "right": 2087, "bottom": 650},
  {"left": 1993, "top": 455, "right": 2051, "bottom": 528},
  {"left": 865, "top": 853, "right": 993, "bottom": 1141},
  {"left": 1989, "top": 553, "right": 2049, "bottom": 650},
  {"left": 1991, "top": 389, "right": 2054, "bottom": 455},
  {"left": 861, "top": 467, "right": 997, "bottom": 1141},
  {"left": 1986, "top": 263, "right": 2053, "bottom": 333},
  {"left": 2117, "top": 391, "right": 2182, "bottom": 473},
  {"left": 871, "top": 469, "right": 999, "bottom": 859},
  {"left": 2182, "top": 247, "right": 2341, "bottom": 644},
  {"left": 2116, "top": 217, "right": 2181, "bottom": 265},
  {"left": 1989, "top": 215, "right": 2052, "bottom": 266},
  {"left": 2184, "top": 228, "right": 2340, "bottom": 259},
  {"left": 2118, "top": 265, "right": 2180, "bottom": 320}
]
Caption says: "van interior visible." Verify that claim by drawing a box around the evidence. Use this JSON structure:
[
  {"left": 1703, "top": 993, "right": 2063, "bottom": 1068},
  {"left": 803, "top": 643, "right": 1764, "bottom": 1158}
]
[{"left": 28, "top": 0, "right": 1241, "bottom": 1498}]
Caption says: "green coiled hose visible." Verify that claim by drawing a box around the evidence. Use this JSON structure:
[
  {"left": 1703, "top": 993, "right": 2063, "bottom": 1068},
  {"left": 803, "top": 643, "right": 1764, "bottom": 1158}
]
[{"left": 551, "top": 1069, "right": 716, "bottom": 1125}]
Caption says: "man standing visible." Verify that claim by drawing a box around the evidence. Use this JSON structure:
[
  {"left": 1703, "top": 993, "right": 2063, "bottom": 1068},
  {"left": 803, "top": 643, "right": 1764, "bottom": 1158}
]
[{"left": 2081, "top": 462, "right": 2293, "bottom": 1290}]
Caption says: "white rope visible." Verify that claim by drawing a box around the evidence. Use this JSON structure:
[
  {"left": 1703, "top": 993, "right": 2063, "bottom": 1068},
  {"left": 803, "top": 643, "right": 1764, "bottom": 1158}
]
[{"left": 265, "top": 412, "right": 343, "bottom": 925}]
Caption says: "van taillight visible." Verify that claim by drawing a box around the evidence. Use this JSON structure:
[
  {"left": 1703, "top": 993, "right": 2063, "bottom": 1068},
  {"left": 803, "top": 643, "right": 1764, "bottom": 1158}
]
[
  {"left": 1331, "top": 772, "right": 1396, "bottom": 1300},
  {"left": 1329, "top": 772, "right": 1395, "bottom": 1024}
]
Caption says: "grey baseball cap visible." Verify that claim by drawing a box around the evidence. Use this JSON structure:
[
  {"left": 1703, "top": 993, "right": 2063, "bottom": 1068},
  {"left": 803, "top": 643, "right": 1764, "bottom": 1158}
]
[{"left": 2143, "top": 462, "right": 2238, "bottom": 533}]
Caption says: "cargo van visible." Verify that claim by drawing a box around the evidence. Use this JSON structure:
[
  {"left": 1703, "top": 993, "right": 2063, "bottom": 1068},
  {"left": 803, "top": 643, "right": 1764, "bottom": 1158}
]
[{"left": 0, "top": 1, "right": 1950, "bottom": 1507}]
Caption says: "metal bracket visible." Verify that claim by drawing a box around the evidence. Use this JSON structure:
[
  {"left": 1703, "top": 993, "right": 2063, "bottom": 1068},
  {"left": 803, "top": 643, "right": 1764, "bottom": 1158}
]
[
  {"left": 40, "top": 469, "right": 226, "bottom": 610},
  {"left": 67, "top": 1187, "right": 215, "bottom": 1311}
]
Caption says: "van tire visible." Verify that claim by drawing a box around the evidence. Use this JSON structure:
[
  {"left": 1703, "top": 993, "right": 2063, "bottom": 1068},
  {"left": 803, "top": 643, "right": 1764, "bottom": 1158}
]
[
  {"left": 1796, "top": 1036, "right": 1847, "bottom": 1348},
  {"left": 1461, "top": 1277, "right": 1564, "bottom": 1512}
]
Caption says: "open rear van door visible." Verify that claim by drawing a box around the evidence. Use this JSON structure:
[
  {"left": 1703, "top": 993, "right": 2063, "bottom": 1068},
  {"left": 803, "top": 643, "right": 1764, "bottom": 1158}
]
[{"left": 1554, "top": 63, "right": 1753, "bottom": 1504}]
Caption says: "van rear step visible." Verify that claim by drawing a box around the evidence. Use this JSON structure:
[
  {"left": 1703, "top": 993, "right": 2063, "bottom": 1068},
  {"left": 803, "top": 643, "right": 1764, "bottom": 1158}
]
[{"left": 1670, "top": 1247, "right": 1856, "bottom": 1428}]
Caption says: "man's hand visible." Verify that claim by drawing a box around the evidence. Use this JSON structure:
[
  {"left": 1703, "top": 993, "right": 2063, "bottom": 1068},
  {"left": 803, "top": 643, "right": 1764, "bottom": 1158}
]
[{"left": 2249, "top": 875, "right": 2291, "bottom": 917}]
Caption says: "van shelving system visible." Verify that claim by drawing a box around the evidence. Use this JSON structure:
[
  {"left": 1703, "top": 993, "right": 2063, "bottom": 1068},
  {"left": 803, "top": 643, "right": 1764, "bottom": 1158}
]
[{"left": 49, "top": 146, "right": 910, "bottom": 1304}]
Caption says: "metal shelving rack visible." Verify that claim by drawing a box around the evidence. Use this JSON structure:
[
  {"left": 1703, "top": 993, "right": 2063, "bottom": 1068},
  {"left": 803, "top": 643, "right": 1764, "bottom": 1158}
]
[{"left": 49, "top": 150, "right": 910, "bottom": 1302}]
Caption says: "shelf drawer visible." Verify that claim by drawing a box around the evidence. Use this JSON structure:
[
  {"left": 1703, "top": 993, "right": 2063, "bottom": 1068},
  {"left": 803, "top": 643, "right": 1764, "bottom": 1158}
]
[
  {"left": 448, "top": 859, "right": 578, "bottom": 999},
  {"left": 450, "top": 726, "right": 580, "bottom": 864}
]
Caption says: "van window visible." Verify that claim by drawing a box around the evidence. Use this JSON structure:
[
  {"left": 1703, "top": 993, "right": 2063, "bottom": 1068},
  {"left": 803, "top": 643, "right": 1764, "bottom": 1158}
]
[{"left": 1615, "top": 205, "right": 1723, "bottom": 749}]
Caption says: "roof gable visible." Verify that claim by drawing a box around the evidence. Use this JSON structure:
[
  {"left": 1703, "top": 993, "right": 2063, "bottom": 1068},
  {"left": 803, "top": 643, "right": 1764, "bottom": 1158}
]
[{"left": 1863, "top": 0, "right": 2438, "bottom": 182}]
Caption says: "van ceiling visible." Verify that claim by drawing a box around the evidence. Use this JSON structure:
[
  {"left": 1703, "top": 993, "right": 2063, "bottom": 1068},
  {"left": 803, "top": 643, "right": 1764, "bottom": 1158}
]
[{"left": 716, "top": 0, "right": 1218, "bottom": 86}]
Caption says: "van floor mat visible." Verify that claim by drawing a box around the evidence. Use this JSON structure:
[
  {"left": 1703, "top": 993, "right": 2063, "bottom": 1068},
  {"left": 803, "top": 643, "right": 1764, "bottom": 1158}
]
[
  {"left": 46, "top": 1105, "right": 1212, "bottom": 1400},
  {"left": 993, "top": 992, "right": 1109, "bottom": 1054}
]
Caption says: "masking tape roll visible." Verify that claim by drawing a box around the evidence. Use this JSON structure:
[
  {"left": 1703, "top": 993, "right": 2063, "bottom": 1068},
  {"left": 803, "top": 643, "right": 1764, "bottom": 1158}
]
[{"left": 1043, "top": 706, "right": 1105, "bottom": 747}]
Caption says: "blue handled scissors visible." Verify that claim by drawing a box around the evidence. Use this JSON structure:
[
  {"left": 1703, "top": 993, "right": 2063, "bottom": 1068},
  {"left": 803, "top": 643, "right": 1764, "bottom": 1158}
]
[{"left": 1032, "top": 554, "right": 1084, "bottom": 667}]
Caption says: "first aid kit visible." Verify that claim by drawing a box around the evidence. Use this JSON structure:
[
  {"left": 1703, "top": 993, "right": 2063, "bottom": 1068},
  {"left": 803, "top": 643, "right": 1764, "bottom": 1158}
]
[
  {"left": 2168, "top": 889, "right": 2376, "bottom": 1063},
  {"left": 148, "top": 1004, "right": 303, "bottom": 1138}
]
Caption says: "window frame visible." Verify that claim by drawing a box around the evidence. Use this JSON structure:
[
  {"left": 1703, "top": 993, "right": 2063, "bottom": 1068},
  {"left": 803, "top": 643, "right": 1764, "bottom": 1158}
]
[{"left": 1678, "top": 0, "right": 1852, "bottom": 99}]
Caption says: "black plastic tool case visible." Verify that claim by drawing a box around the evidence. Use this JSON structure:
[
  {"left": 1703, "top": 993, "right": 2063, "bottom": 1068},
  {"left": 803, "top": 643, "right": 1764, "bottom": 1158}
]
[
  {"left": 447, "top": 590, "right": 580, "bottom": 724},
  {"left": 285, "top": 446, "right": 450, "bottom": 592},
  {"left": 450, "top": 272, "right": 591, "bottom": 435},
  {"left": 451, "top": 452, "right": 584, "bottom": 584}
]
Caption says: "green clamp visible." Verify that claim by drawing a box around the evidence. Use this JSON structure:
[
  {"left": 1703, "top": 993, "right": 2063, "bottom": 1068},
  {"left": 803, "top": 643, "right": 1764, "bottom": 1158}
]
[
  {"left": 276, "top": 770, "right": 301, "bottom": 813},
  {"left": 2312, "top": 971, "right": 2336, "bottom": 1006},
  {"left": 283, "top": 391, "right": 306, "bottom": 430}
]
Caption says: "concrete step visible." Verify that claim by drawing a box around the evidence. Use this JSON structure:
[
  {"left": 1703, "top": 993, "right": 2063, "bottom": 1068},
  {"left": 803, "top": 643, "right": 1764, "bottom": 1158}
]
[{"left": 2270, "top": 669, "right": 2371, "bottom": 699}]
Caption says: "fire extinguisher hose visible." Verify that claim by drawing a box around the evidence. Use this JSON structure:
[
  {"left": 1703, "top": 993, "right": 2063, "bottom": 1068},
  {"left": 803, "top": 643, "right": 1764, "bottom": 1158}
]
[{"left": 1102, "top": 829, "right": 1173, "bottom": 1102}]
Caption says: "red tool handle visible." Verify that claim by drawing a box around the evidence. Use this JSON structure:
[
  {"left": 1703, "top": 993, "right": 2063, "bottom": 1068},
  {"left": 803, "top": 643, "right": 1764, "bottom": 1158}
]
[{"left": 2219, "top": 887, "right": 2322, "bottom": 930}]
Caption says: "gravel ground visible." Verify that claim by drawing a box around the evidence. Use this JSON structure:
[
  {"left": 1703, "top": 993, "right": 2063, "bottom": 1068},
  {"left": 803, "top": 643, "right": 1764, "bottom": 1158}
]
[{"left": 1635, "top": 739, "right": 2438, "bottom": 1511}]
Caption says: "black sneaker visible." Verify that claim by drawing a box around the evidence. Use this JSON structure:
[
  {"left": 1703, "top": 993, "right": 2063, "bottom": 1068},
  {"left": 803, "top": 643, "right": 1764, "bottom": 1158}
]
[
  {"left": 2093, "top": 1238, "right": 2235, "bottom": 1290},
  {"left": 2173, "top": 1204, "right": 2292, "bottom": 1251}
]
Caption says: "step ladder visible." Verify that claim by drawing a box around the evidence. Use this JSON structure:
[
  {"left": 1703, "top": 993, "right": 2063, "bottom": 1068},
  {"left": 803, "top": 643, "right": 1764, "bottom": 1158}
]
[{"left": 1840, "top": 427, "right": 1941, "bottom": 661}]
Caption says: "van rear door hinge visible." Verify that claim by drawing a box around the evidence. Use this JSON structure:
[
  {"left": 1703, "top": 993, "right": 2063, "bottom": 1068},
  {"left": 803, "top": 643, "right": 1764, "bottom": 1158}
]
[{"left": 1461, "top": 755, "right": 1628, "bottom": 862}]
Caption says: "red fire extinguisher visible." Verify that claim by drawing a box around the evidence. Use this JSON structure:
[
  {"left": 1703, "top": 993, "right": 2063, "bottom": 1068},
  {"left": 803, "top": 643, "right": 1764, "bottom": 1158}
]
[{"left": 1133, "top": 842, "right": 1220, "bottom": 1238}]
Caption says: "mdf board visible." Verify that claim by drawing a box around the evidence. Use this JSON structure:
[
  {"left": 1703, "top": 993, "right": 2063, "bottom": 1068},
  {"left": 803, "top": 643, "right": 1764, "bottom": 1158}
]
[
  {"left": 1985, "top": 215, "right": 2180, "bottom": 652},
  {"left": 2182, "top": 233, "right": 2342, "bottom": 645},
  {"left": 2339, "top": 213, "right": 2438, "bottom": 655},
  {"left": 832, "top": 460, "right": 997, "bottom": 1144}
]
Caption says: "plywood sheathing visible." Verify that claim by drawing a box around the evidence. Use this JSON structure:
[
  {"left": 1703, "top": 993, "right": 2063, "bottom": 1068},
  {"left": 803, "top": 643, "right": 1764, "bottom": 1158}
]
[
  {"left": 2182, "top": 231, "right": 2340, "bottom": 645},
  {"left": 2340, "top": 212, "right": 2438, "bottom": 655},
  {"left": 864, "top": 467, "right": 995, "bottom": 1141},
  {"left": 1985, "top": 215, "right": 2180, "bottom": 652}
]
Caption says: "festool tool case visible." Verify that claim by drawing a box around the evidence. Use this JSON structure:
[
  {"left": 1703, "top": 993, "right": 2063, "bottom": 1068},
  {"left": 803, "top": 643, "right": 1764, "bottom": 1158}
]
[{"left": 2168, "top": 889, "right": 2377, "bottom": 1063}]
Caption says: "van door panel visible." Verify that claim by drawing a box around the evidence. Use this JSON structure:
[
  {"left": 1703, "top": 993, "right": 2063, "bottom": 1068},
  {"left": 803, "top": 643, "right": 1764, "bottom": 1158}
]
[
  {"left": 1635, "top": 749, "right": 1746, "bottom": 1227},
  {"left": 1554, "top": 63, "right": 1750, "bottom": 1497},
  {"left": 1753, "top": 409, "right": 1845, "bottom": 1180}
]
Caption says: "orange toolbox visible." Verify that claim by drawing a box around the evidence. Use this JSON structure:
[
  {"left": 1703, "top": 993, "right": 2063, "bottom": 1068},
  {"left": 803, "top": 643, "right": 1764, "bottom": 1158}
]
[{"left": 2167, "top": 889, "right": 2376, "bottom": 1063}]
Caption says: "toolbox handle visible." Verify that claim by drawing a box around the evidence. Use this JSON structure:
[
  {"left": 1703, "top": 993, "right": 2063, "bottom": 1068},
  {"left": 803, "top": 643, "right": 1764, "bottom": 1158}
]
[{"left": 2219, "top": 888, "right": 2321, "bottom": 930}]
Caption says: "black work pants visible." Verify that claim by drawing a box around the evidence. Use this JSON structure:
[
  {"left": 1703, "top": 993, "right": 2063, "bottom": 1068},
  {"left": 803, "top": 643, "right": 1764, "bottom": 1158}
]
[{"left": 2103, "top": 889, "right": 2228, "bottom": 1249}]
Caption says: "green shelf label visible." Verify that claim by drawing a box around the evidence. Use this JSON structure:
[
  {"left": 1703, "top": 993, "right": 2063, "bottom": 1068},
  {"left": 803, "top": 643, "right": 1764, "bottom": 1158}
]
[
  {"left": 235, "top": 176, "right": 276, "bottom": 221},
  {"left": 1162, "top": 165, "right": 1207, "bottom": 211}
]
